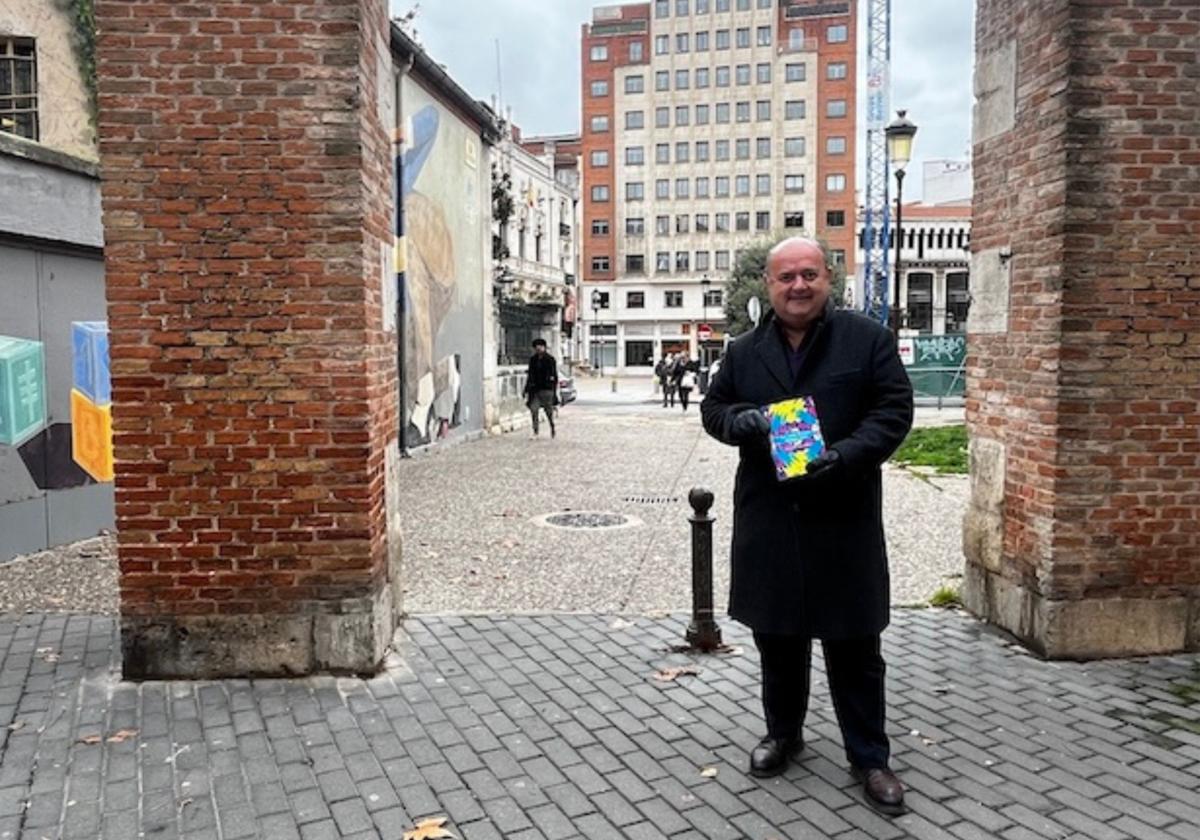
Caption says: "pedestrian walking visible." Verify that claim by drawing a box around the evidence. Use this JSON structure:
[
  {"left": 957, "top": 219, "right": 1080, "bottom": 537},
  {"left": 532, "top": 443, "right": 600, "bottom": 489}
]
[
  {"left": 678, "top": 366, "right": 695, "bottom": 411},
  {"left": 524, "top": 338, "right": 558, "bottom": 439},
  {"left": 657, "top": 353, "right": 676, "bottom": 407},
  {"left": 700, "top": 237, "right": 914, "bottom": 816}
]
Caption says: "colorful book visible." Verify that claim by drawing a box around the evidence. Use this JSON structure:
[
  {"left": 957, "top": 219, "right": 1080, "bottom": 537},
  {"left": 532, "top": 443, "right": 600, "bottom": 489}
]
[{"left": 763, "top": 396, "right": 826, "bottom": 481}]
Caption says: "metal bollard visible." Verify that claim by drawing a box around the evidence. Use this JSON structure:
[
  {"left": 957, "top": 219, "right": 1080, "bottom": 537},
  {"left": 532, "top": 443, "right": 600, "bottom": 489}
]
[{"left": 685, "top": 487, "right": 723, "bottom": 651}]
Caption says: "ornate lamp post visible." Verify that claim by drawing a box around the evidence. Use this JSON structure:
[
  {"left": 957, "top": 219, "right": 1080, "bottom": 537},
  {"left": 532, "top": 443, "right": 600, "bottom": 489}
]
[
  {"left": 590, "top": 289, "right": 603, "bottom": 376},
  {"left": 885, "top": 110, "right": 918, "bottom": 337}
]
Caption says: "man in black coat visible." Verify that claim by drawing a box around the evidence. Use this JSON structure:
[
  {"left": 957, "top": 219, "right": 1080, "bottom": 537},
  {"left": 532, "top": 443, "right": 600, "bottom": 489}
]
[
  {"left": 701, "top": 237, "right": 913, "bottom": 815},
  {"left": 525, "top": 338, "right": 558, "bottom": 438}
]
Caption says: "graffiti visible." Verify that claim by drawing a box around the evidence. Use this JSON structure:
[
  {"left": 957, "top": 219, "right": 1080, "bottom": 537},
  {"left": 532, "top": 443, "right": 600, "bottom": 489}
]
[
  {"left": 68, "top": 321, "right": 113, "bottom": 482},
  {"left": 0, "top": 336, "right": 46, "bottom": 447},
  {"left": 915, "top": 334, "right": 966, "bottom": 365}
]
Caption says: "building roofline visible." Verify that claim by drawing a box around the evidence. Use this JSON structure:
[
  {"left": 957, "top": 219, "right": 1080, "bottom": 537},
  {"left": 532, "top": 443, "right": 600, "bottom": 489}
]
[
  {"left": 0, "top": 133, "right": 99, "bottom": 179},
  {"left": 389, "top": 24, "right": 501, "bottom": 143}
]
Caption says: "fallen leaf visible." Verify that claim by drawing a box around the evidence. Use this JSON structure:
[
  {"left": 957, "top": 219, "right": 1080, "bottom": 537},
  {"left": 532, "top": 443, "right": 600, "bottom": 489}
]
[
  {"left": 653, "top": 666, "right": 701, "bottom": 682},
  {"left": 79, "top": 735, "right": 103, "bottom": 745},
  {"left": 107, "top": 729, "right": 138, "bottom": 743},
  {"left": 700, "top": 766, "right": 718, "bottom": 778},
  {"left": 7, "top": 722, "right": 24, "bottom": 732},
  {"left": 403, "top": 816, "right": 455, "bottom": 840}
]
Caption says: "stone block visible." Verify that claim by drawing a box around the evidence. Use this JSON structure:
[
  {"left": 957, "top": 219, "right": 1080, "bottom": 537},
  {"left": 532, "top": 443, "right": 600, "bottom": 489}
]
[
  {"left": 966, "top": 249, "right": 1010, "bottom": 335},
  {"left": 973, "top": 39, "right": 1016, "bottom": 144}
]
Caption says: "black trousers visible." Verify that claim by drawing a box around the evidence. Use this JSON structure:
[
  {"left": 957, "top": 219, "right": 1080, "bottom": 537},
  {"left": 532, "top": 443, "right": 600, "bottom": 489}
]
[{"left": 753, "top": 632, "right": 890, "bottom": 770}]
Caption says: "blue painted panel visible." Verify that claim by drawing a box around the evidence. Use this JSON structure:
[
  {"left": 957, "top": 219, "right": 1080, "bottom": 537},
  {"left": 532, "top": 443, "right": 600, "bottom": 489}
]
[{"left": 71, "top": 321, "right": 110, "bottom": 406}]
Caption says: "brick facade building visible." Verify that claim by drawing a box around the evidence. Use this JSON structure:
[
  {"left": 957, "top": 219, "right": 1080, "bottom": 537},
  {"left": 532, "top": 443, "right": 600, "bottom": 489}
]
[{"left": 964, "top": 0, "right": 1200, "bottom": 656}]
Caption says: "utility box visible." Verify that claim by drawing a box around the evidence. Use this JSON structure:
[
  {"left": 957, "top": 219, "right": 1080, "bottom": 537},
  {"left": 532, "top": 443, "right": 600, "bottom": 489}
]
[
  {"left": 0, "top": 335, "right": 47, "bottom": 447},
  {"left": 72, "top": 321, "right": 111, "bottom": 406}
]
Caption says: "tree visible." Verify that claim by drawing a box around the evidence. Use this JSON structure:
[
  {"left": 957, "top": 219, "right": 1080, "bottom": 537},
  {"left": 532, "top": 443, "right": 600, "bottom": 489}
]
[
  {"left": 721, "top": 235, "right": 847, "bottom": 336},
  {"left": 491, "top": 164, "right": 514, "bottom": 262}
]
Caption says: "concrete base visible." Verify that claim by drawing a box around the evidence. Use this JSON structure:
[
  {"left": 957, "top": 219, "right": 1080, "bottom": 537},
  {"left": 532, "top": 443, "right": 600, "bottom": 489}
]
[
  {"left": 121, "top": 587, "right": 395, "bottom": 679},
  {"left": 964, "top": 563, "right": 1199, "bottom": 659}
]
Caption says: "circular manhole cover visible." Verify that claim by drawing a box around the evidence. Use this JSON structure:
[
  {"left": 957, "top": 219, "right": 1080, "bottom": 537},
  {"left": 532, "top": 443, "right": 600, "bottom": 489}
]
[{"left": 532, "top": 511, "right": 643, "bottom": 531}]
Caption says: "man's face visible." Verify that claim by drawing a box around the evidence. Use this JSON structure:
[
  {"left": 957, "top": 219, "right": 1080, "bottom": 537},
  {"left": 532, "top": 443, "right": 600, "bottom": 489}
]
[
  {"left": 534, "top": 344, "right": 546, "bottom": 356},
  {"left": 765, "top": 241, "right": 831, "bottom": 329}
]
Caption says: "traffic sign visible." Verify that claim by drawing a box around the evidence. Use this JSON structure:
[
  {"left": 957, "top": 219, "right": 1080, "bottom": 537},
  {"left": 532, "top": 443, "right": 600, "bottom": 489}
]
[{"left": 697, "top": 324, "right": 713, "bottom": 341}]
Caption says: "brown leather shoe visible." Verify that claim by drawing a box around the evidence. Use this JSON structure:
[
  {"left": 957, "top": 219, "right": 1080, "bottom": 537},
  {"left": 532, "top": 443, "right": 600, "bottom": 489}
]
[
  {"left": 748, "top": 736, "right": 804, "bottom": 778},
  {"left": 852, "top": 766, "right": 906, "bottom": 816}
]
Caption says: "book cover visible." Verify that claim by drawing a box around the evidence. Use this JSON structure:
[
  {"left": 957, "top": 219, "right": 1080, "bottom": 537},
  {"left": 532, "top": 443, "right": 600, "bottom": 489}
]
[{"left": 763, "top": 396, "right": 826, "bottom": 481}]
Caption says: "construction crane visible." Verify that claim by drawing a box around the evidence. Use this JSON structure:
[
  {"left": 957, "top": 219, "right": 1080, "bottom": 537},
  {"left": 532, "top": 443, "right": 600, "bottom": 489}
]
[{"left": 860, "top": 0, "right": 892, "bottom": 325}]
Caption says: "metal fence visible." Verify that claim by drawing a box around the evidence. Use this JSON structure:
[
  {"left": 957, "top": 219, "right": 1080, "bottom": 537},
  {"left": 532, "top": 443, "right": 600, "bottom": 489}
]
[{"left": 901, "top": 334, "right": 966, "bottom": 406}]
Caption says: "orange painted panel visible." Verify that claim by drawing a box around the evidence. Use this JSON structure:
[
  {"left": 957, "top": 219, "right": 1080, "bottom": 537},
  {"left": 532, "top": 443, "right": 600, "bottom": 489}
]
[{"left": 71, "top": 388, "right": 114, "bottom": 482}]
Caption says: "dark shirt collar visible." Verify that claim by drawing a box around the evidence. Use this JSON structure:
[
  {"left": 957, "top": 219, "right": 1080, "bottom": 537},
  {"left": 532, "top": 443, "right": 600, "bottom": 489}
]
[{"left": 773, "top": 305, "right": 830, "bottom": 380}]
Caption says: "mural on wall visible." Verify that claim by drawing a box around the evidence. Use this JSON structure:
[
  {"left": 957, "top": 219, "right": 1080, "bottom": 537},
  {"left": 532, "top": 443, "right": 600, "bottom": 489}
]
[
  {"left": 69, "top": 321, "right": 113, "bottom": 482},
  {"left": 0, "top": 335, "right": 46, "bottom": 448},
  {"left": 400, "top": 82, "right": 486, "bottom": 446}
]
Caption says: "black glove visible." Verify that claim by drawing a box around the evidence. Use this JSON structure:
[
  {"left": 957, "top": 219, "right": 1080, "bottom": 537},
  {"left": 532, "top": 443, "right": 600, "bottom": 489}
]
[
  {"left": 804, "top": 448, "right": 842, "bottom": 478},
  {"left": 729, "top": 409, "right": 771, "bottom": 442}
]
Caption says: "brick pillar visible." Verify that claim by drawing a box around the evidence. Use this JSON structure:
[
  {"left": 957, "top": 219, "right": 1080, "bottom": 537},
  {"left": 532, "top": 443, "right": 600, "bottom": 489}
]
[
  {"left": 964, "top": 0, "right": 1200, "bottom": 657},
  {"left": 96, "top": 0, "right": 400, "bottom": 676}
]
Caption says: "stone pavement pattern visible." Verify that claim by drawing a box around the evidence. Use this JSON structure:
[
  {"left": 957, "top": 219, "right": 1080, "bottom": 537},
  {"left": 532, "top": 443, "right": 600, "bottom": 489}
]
[{"left": 2, "top": 609, "right": 1199, "bottom": 840}]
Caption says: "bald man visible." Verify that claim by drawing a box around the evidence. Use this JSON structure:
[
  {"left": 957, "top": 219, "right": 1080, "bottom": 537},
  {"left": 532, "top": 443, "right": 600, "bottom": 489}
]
[{"left": 701, "top": 238, "right": 914, "bottom": 816}]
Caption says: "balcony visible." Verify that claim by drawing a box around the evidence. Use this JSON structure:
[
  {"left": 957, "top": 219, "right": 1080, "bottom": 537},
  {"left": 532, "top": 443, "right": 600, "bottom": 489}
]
[
  {"left": 508, "top": 257, "right": 569, "bottom": 287},
  {"left": 559, "top": 222, "right": 571, "bottom": 238}
]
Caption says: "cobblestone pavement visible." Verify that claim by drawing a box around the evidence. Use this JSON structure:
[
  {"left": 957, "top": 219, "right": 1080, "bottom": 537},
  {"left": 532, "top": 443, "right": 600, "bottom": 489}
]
[{"left": 1, "top": 609, "right": 1199, "bottom": 840}]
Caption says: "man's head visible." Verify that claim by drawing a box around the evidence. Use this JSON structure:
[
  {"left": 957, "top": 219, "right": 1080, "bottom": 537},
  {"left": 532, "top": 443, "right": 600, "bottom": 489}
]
[
  {"left": 764, "top": 237, "right": 832, "bottom": 331},
  {"left": 532, "top": 338, "right": 547, "bottom": 355}
]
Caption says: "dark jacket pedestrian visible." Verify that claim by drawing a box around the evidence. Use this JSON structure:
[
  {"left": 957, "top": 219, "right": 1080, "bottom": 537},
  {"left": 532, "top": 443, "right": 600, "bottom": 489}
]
[
  {"left": 525, "top": 339, "right": 558, "bottom": 438},
  {"left": 700, "top": 237, "right": 913, "bottom": 816},
  {"left": 657, "top": 354, "right": 676, "bottom": 407}
]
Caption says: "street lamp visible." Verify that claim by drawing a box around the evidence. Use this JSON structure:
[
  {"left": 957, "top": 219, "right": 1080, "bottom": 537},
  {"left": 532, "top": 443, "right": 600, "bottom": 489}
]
[
  {"left": 700, "top": 274, "right": 711, "bottom": 359},
  {"left": 886, "top": 109, "right": 918, "bottom": 337},
  {"left": 590, "top": 289, "right": 603, "bottom": 377}
]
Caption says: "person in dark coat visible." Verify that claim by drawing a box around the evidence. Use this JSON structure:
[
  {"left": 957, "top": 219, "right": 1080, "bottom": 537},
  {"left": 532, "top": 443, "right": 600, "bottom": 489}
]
[
  {"left": 700, "top": 237, "right": 913, "bottom": 816},
  {"left": 524, "top": 338, "right": 558, "bottom": 438}
]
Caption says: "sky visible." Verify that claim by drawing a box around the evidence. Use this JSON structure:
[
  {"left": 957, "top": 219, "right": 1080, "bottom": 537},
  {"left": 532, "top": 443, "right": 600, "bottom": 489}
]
[{"left": 391, "top": 0, "right": 975, "bottom": 201}]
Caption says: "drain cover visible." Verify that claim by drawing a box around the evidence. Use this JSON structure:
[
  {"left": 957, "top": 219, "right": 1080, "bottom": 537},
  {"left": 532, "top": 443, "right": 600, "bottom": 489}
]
[{"left": 532, "top": 511, "right": 643, "bottom": 531}]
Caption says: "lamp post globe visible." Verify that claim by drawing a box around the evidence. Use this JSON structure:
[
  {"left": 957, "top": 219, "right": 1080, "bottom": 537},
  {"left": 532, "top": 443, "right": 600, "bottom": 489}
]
[{"left": 885, "top": 110, "right": 918, "bottom": 337}]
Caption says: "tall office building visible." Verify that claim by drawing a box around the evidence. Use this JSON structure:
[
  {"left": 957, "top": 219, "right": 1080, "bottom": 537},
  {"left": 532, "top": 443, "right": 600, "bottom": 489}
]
[{"left": 580, "top": 0, "right": 857, "bottom": 374}]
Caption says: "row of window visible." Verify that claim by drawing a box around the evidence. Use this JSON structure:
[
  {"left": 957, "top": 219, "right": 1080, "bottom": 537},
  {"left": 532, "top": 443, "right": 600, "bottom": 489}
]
[
  {"left": 587, "top": 21, "right": 848, "bottom": 64},
  {"left": 594, "top": 288, "right": 726, "bottom": 311},
  {"left": 657, "top": 0, "right": 773, "bottom": 16},
  {"left": 597, "top": 209, "right": 845, "bottom": 237},
  {"left": 594, "top": 61, "right": 814, "bottom": 97},
  {"left": 591, "top": 241, "right": 851, "bottom": 277},
  {"left": 589, "top": 172, "right": 846, "bottom": 203},
  {"left": 591, "top": 136, "right": 830, "bottom": 168},
  {"left": 589, "top": 98, "right": 846, "bottom": 134}
]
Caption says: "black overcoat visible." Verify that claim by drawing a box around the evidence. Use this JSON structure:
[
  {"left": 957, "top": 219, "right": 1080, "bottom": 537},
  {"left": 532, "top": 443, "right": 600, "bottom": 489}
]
[{"left": 700, "top": 303, "right": 914, "bottom": 638}]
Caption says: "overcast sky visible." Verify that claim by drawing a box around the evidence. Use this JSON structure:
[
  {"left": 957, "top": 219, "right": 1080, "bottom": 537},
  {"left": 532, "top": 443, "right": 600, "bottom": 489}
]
[{"left": 391, "top": 1, "right": 975, "bottom": 201}]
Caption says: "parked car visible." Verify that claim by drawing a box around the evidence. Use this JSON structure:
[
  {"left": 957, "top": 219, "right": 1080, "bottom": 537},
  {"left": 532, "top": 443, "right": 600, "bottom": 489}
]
[{"left": 558, "top": 375, "right": 577, "bottom": 405}]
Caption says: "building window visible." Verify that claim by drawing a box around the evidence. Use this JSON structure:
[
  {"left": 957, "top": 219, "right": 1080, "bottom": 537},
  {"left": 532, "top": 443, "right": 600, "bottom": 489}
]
[
  {"left": 655, "top": 34, "right": 670, "bottom": 54},
  {"left": 826, "top": 210, "right": 846, "bottom": 227},
  {"left": 656, "top": 107, "right": 670, "bottom": 127},
  {"left": 676, "top": 0, "right": 690, "bottom": 14},
  {"left": 784, "top": 212, "right": 804, "bottom": 229},
  {"left": 592, "top": 292, "right": 611, "bottom": 309},
  {"left": 738, "top": 0, "right": 751, "bottom": 11},
  {"left": 735, "top": 101, "right": 750, "bottom": 123},
  {"left": 907, "top": 272, "right": 934, "bottom": 333},
  {"left": 757, "top": 26, "right": 772, "bottom": 46},
  {"left": 626, "top": 256, "right": 646, "bottom": 276},
  {"left": 629, "top": 41, "right": 644, "bottom": 62},
  {"left": 591, "top": 150, "right": 609, "bottom": 166},
  {"left": 697, "top": 0, "right": 710, "bottom": 12},
  {"left": 757, "top": 63, "right": 771, "bottom": 83},
  {"left": 715, "top": 250, "right": 730, "bottom": 270},
  {"left": 626, "top": 217, "right": 645, "bottom": 235},
  {"left": 757, "top": 0, "right": 772, "bottom": 8},
  {"left": 785, "top": 62, "right": 806, "bottom": 82},
  {"left": 716, "top": 65, "right": 731, "bottom": 87},
  {"left": 831, "top": 249, "right": 846, "bottom": 267},
  {"left": 756, "top": 174, "right": 771, "bottom": 195},
  {"left": 756, "top": 137, "right": 771, "bottom": 158},
  {"left": 590, "top": 44, "right": 608, "bottom": 61},
  {"left": 716, "top": 29, "right": 730, "bottom": 50},
  {"left": 626, "top": 182, "right": 644, "bottom": 201},
  {"left": 696, "top": 68, "right": 710, "bottom": 88},
  {"left": 704, "top": 288, "right": 723, "bottom": 307},
  {"left": 715, "top": 177, "right": 730, "bottom": 197},
  {"left": 675, "top": 178, "right": 690, "bottom": 199},
  {"left": 735, "top": 138, "right": 750, "bottom": 160},
  {"left": 696, "top": 252, "right": 711, "bottom": 272},
  {"left": 665, "top": 290, "right": 684, "bottom": 308},
  {"left": 756, "top": 100, "right": 771, "bottom": 121},
  {"left": 695, "top": 177, "right": 710, "bottom": 198},
  {"left": 784, "top": 174, "right": 805, "bottom": 193},
  {"left": 828, "top": 24, "right": 848, "bottom": 43},
  {"left": 736, "top": 64, "right": 751, "bottom": 85},
  {"left": 592, "top": 256, "right": 611, "bottom": 272},
  {"left": 735, "top": 175, "right": 750, "bottom": 197},
  {"left": 625, "top": 75, "right": 645, "bottom": 94},
  {"left": 626, "top": 110, "right": 645, "bottom": 129},
  {"left": 756, "top": 211, "right": 771, "bottom": 230},
  {"left": 827, "top": 99, "right": 847, "bottom": 118},
  {"left": 626, "top": 146, "right": 645, "bottom": 165},
  {"left": 656, "top": 70, "right": 670, "bottom": 91},
  {"left": 696, "top": 141, "right": 710, "bottom": 161},
  {"left": 827, "top": 136, "right": 846, "bottom": 154},
  {"left": 676, "top": 214, "right": 690, "bottom": 234},
  {"left": 735, "top": 211, "right": 750, "bottom": 231},
  {"left": 677, "top": 33, "right": 690, "bottom": 52},
  {"left": 827, "top": 61, "right": 848, "bottom": 80},
  {"left": 716, "top": 0, "right": 730, "bottom": 10},
  {"left": 592, "top": 219, "right": 610, "bottom": 235},
  {"left": 591, "top": 185, "right": 610, "bottom": 201},
  {"left": 675, "top": 141, "right": 690, "bottom": 163},
  {"left": 656, "top": 0, "right": 670, "bottom": 16},
  {"left": 695, "top": 214, "right": 710, "bottom": 232},
  {"left": 656, "top": 179, "right": 670, "bottom": 199},
  {"left": 826, "top": 174, "right": 847, "bottom": 192},
  {"left": 625, "top": 338, "right": 656, "bottom": 367},
  {"left": 785, "top": 137, "right": 805, "bottom": 157},
  {"left": 788, "top": 28, "right": 805, "bottom": 50},
  {"left": 0, "top": 38, "right": 38, "bottom": 141},
  {"left": 946, "top": 272, "right": 970, "bottom": 333},
  {"left": 736, "top": 28, "right": 750, "bottom": 48},
  {"left": 696, "top": 31, "right": 710, "bottom": 51},
  {"left": 696, "top": 104, "right": 710, "bottom": 125},
  {"left": 715, "top": 103, "right": 730, "bottom": 124},
  {"left": 656, "top": 143, "right": 670, "bottom": 164},
  {"left": 591, "top": 80, "right": 609, "bottom": 97},
  {"left": 676, "top": 69, "right": 690, "bottom": 89},
  {"left": 785, "top": 100, "right": 805, "bottom": 119},
  {"left": 590, "top": 115, "right": 609, "bottom": 132},
  {"left": 657, "top": 252, "right": 671, "bottom": 272},
  {"left": 627, "top": 290, "right": 646, "bottom": 307},
  {"left": 656, "top": 216, "right": 670, "bottom": 235},
  {"left": 715, "top": 140, "right": 730, "bottom": 160},
  {"left": 715, "top": 213, "right": 730, "bottom": 232},
  {"left": 676, "top": 105, "right": 690, "bottom": 126}
]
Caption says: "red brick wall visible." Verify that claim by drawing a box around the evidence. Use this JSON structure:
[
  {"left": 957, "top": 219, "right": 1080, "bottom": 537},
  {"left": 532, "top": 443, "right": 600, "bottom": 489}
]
[
  {"left": 969, "top": 0, "right": 1199, "bottom": 605},
  {"left": 96, "top": 0, "right": 396, "bottom": 621}
]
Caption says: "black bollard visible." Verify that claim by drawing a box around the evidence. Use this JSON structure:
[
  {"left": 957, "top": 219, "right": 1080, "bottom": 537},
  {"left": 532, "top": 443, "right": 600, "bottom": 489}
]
[{"left": 685, "top": 487, "right": 723, "bottom": 651}]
